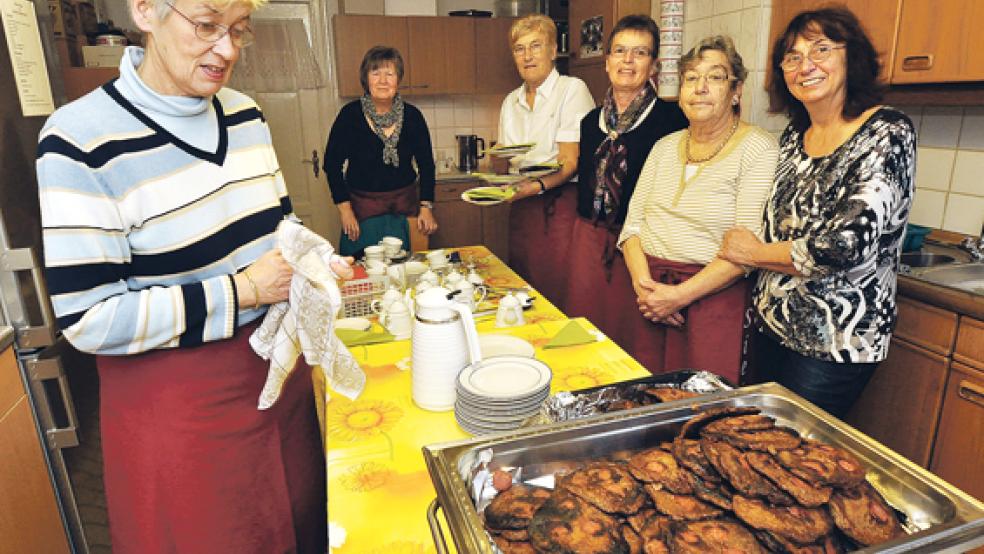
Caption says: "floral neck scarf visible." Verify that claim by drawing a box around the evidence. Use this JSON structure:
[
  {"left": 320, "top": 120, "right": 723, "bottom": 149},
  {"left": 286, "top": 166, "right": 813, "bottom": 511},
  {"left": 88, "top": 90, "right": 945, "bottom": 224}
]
[
  {"left": 592, "top": 82, "right": 657, "bottom": 223},
  {"left": 361, "top": 93, "right": 404, "bottom": 167}
]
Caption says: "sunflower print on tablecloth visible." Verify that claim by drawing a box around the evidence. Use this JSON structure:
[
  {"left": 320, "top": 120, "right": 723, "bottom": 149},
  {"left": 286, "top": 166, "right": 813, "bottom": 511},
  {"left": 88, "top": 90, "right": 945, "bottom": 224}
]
[{"left": 327, "top": 399, "right": 404, "bottom": 442}]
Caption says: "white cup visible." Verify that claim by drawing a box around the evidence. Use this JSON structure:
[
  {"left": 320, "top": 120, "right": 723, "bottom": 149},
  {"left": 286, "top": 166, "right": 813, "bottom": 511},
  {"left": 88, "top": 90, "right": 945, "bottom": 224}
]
[
  {"left": 380, "top": 236, "right": 403, "bottom": 258},
  {"left": 371, "top": 287, "right": 404, "bottom": 315},
  {"left": 364, "top": 244, "right": 385, "bottom": 263},
  {"left": 405, "top": 261, "right": 427, "bottom": 286},
  {"left": 426, "top": 249, "right": 449, "bottom": 268},
  {"left": 365, "top": 261, "right": 387, "bottom": 284}
]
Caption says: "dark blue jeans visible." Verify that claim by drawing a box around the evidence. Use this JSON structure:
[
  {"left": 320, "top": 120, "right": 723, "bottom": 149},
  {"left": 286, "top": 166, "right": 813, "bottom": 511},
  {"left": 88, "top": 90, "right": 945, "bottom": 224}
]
[{"left": 751, "top": 331, "right": 878, "bottom": 419}]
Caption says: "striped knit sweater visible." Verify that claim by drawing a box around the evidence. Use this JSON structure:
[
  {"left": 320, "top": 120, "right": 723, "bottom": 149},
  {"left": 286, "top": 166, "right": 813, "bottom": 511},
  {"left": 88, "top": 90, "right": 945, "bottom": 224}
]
[
  {"left": 618, "top": 123, "right": 779, "bottom": 265},
  {"left": 37, "top": 82, "right": 290, "bottom": 355}
]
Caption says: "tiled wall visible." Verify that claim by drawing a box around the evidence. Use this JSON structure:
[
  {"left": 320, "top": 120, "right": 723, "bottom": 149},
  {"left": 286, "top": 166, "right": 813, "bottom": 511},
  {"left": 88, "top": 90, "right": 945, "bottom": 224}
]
[
  {"left": 903, "top": 107, "right": 984, "bottom": 236},
  {"left": 410, "top": 94, "right": 506, "bottom": 172},
  {"left": 686, "top": 0, "right": 984, "bottom": 237},
  {"left": 682, "top": 0, "right": 787, "bottom": 134}
]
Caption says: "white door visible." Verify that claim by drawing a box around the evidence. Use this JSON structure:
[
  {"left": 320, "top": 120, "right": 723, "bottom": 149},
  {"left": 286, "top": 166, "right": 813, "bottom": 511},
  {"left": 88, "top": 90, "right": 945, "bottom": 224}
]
[{"left": 230, "top": 0, "right": 341, "bottom": 242}]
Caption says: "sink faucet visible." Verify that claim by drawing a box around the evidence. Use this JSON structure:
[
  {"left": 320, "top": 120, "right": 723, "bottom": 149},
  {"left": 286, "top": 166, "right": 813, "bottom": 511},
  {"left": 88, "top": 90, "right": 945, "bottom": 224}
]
[{"left": 960, "top": 223, "right": 984, "bottom": 262}]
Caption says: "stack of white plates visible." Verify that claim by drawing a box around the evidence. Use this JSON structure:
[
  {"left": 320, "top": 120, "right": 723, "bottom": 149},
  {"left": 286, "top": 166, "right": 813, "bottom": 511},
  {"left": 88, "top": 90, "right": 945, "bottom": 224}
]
[{"left": 454, "top": 356, "right": 551, "bottom": 436}]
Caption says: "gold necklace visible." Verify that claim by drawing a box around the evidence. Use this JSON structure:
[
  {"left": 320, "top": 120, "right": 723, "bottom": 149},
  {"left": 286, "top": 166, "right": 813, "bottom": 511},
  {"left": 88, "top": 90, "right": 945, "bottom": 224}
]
[{"left": 685, "top": 118, "right": 740, "bottom": 164}]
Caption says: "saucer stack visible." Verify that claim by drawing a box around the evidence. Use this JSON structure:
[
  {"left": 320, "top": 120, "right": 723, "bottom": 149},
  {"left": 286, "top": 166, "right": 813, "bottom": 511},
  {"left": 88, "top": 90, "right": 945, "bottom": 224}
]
[{"left": 454, "top": 356, "right": 552, "bottom": 436}]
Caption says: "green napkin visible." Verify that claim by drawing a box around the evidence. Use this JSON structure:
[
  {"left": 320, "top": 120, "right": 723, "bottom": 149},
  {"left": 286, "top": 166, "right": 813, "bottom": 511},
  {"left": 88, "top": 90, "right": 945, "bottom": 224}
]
[
  {"left": 336, "top": 328, "right": 395, "bottom": 347},
  {"left": 543, "top": 321, "right": 596, "bottom": 349},
  {"left": 462, "top": 186, "right": 516, "bottom": 201}
]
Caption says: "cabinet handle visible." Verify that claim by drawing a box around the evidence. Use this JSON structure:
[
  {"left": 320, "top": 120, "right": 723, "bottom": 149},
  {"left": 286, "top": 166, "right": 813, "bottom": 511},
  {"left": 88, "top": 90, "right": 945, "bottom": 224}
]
[
  {"left": 398, "top": 84, "right": 431, "bottom": 89},
  {"left": 901, "top": 54, "right": 934, "bottom": 71},
  {"left": 958, "top": 380, "right": 984, "bottom": 408}
]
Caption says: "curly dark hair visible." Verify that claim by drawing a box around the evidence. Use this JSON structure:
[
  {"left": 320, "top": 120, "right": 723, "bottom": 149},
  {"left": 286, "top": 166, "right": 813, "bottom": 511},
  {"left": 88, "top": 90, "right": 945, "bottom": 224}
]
[
  {"left": 359, "top": 46, "right": 405, "bottom": 95},
  {"left": 767, "top": 6, "right": 884, "bottom": 132},
  {"left": 605, "top": 14, "right": 660, "bottom": 54}
]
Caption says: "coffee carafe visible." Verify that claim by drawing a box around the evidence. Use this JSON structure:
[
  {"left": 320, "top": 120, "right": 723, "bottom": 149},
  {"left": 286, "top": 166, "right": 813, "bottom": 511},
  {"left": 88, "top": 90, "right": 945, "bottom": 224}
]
[{"left": 455, "top": 134, "right": 485, "bottom": 173}]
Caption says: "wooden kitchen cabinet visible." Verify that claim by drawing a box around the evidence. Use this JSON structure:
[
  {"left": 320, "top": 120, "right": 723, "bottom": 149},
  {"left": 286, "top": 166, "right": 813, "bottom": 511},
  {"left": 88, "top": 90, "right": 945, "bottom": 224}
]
[
  {"left": 0, "top": 347, "right": 72, "bottom": 554},
  {"left": 893, "top": 296, "right": 958, "bottom": 356},
  {"left": 845, "top": 338, "right": 948, "bottom": 467},
  {"left": 892, "top": 0, "right": 984, "bottom": 84},
  {"left": 954, "top": 315, "right": 984, "bottom": 370},
  {"left": 568, "top": 0, "right": 649, "bottom": 101},
  {"left": 474, "top": 17, "right": 521, "bottom": 94},
  {"left": 334, "top": 15, "right": 516, "bottom": 97},
  {"left": 767, "top": 0, "right": 901, "bottom": 82},
  {"left": 333, "top": 15, "right": 410, "bottom": 97},
  {"left": 407, "top": 17, "right": 476, "bottom": 95},
  {"left": 930, "top": 361, "right": 984, "bottom": 502},
  {"left": 429, "top": 180, "right": 510, "bottom": 261}
]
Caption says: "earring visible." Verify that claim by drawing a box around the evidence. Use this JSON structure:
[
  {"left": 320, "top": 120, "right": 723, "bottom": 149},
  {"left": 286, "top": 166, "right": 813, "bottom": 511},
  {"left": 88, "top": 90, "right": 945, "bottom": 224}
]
[{"left": 732, "top": 97, "right": 740, "bottom": 106}]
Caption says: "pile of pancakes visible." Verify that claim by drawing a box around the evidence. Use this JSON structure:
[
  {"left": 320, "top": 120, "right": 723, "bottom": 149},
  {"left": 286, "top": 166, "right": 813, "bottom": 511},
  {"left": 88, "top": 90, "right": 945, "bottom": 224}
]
[{"left": 482, "top": 406, "right": 905, "bottom": 553}]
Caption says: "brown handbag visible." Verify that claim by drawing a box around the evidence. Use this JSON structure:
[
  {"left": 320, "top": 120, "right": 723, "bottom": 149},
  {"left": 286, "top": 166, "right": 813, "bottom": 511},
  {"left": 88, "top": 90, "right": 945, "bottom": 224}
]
[{"left": 348, "top": 182, "right": 420, "bottom": 221}]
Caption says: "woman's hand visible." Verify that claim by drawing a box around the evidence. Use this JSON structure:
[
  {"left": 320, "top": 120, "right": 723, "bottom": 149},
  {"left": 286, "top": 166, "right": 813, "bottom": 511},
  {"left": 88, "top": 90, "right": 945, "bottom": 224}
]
[
  {"left": 504, "top": 179, "right": 539, "bottom": 202},
  {"left": 338, "top": 202, "right": 360, "bottom": 241},
  {"left": 720, "top": 226, "right": 762, "bottom": 266},
  {"left": 417, "top": 207, "right": 438, "bottom": 235},
  {"left": 637, "top": 281, "right": 688, "bottom": 328},
  {"left": 244, "top": 249, "right": 293, "bottom": 306},
  {"left": 330, "top": 256, "right": 356, "bottom": 280}
]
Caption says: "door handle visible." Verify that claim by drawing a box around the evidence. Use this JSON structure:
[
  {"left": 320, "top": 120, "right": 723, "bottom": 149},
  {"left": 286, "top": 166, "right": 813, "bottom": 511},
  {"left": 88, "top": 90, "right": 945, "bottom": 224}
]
[
  {"left": 958, "top": 380, "right": 984, "bottom": 409},
  {"left": 23, "top": 339, "right": 80, "bottom": 449},
  {"left": 301, "top": 150, "right": 320, "bottom": 178}
]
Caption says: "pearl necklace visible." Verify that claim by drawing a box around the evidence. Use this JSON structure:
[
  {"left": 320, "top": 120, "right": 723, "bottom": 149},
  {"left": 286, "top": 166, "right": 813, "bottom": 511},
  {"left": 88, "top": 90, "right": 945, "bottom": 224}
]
[{"left": 685, "top": 118, "right": 740, "bottom": 164}]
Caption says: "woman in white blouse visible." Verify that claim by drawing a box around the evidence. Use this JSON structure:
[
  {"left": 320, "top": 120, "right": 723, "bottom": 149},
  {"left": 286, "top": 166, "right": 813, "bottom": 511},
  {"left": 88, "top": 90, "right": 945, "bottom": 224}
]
[
  {"left": 618, "top": 36, "right": 778, "bottom": 383},
  {"left": 496, "top": 14, "right": 595, "bottom": 308}
]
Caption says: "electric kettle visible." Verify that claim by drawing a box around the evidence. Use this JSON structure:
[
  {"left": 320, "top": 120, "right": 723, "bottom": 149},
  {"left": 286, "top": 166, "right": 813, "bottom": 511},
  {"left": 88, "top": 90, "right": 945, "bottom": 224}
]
[{"left": 455, "top": 134, "right": 485, "bottom": 173}]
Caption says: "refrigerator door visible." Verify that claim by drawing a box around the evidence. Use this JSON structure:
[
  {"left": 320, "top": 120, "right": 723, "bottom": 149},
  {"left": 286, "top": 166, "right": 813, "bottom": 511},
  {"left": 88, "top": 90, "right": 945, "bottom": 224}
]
[{"left": 0, "top": 1, "right": 93, "bottom": 551}]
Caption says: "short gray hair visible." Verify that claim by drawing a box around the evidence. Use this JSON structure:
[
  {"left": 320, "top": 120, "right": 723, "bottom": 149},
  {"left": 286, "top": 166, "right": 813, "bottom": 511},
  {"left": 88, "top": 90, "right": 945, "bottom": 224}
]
[{"left": 680, "top": 35, "right": 748, "bottom": 84}]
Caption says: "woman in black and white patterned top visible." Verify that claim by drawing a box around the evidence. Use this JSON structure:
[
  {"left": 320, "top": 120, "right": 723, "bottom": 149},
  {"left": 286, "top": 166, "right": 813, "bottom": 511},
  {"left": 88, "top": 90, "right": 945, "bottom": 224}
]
[{"left": 719, "top": 7, "right": 915, "bottom": 418}]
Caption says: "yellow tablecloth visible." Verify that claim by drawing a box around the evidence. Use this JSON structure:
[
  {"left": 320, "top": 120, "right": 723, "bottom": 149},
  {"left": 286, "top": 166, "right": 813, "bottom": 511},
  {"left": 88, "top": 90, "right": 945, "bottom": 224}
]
[
  {"left": 325, "top": 319, "right": 649, "bottom": 552},
  {"left": 323, "top": 247, "right": 649, "bottom": 552}
]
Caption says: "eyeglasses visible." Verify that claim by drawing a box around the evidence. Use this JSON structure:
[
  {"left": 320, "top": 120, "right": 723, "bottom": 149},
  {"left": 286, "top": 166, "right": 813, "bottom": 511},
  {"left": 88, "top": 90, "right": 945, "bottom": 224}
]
[
  {"left": 610, "top": 45, "right": 652, "bottom": 59},
  {"left": 512, "top": 41, "right": 545, "bottom": 57},
  {"left": 165, "top": 2, "right": 254, "bottom": 48},
  {"left": 680, "top": 70, "right": 735, "bottom": 88},
  {"left": 780, "top": 42, "right": 845, "bottom": 72}
]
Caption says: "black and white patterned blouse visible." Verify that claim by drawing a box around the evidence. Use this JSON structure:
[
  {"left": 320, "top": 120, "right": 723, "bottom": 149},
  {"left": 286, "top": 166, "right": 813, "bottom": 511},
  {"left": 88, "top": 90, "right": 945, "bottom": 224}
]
[{"left": 754, "top": 107, "right": 916, "bottom": 363}]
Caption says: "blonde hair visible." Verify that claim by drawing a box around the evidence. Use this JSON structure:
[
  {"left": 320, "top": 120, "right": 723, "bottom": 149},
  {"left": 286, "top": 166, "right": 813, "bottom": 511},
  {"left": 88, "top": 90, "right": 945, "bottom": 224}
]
[{"left": 509, "top": 14, "right": 556, "bottom": 46}]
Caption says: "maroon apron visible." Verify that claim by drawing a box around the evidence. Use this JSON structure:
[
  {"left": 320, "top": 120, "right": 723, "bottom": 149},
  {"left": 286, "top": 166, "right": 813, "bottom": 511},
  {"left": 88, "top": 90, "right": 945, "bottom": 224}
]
[
  {"left": 507, "top": 183, "right": 577, "bottom": 312},
  {"left": 619, "top": 256, "right": 754, "bottom": 385},
  {"left": 96, "top": 321, "right": 327, "bottom": 554},
  {"left": 564, "top": 216, "right": 638, "bottom": 347},
  {"left": 348, "top": 182, "right": 419, "bottom": 220}
]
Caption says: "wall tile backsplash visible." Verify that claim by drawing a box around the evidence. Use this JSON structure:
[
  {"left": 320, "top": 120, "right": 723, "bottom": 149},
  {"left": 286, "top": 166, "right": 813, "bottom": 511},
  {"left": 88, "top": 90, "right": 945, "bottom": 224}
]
[
  {"left": 901, "top": 106, "right": 984, "bottom": 236},
  {"left": 411, "top": 94, "right": 505, "bottom": 172}
]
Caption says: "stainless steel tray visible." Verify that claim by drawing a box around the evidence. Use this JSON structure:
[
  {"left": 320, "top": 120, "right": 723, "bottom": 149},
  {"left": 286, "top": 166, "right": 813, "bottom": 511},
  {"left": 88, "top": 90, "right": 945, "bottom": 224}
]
[{"left": 422, "top": 383, "right": 984, "bottom": 553}]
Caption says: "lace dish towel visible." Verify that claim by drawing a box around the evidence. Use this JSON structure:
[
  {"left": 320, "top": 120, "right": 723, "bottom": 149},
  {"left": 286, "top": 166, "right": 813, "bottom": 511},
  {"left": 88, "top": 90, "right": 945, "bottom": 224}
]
[{"left": 250, "top": 220, "right": 366, "bottom": 409}]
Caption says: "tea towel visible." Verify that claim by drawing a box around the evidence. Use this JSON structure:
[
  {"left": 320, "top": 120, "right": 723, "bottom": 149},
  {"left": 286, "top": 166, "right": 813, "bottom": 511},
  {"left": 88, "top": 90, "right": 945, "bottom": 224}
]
[{"left": 250, "top": 220, "right": 366, "bottom": 409}]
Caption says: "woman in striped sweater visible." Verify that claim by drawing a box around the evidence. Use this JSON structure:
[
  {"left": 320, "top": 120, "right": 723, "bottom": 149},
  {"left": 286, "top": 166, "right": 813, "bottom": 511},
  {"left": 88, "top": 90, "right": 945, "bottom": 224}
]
[
  {"left": 617, "top": 36, "right": 778, "bottom": 384},
  {"left": 36, "top": 0, "right": 349, "bottom": 551}
]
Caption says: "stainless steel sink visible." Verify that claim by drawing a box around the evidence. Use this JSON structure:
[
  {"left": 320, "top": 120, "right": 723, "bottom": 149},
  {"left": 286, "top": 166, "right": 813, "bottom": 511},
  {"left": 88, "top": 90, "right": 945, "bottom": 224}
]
[
  {"left": 917, "top": 263, "right": 984, "bottom": 294},
  {"left": 900, "top": 252, "right": 957, "bottom": 268}
]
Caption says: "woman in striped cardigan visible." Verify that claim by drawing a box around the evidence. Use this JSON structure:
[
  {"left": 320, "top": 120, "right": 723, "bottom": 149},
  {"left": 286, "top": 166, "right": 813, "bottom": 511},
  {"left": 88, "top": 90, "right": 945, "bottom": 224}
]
[
  {"left": 36, "top": 0, "right": 350, "bottom": 551},
  {"left": 617, "top": 36, "right": 778, "bottom": 384}
]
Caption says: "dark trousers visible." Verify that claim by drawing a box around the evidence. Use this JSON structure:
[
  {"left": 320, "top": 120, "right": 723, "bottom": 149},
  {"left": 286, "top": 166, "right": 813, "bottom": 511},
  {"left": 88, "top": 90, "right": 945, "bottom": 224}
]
[{"left": 751, "top": 331, "right": 878, "bottom": 419}]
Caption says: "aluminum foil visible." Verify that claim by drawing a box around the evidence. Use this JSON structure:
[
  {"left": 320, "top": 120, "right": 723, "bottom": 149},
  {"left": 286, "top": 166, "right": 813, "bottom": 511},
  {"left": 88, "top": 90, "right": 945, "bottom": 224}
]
[{"left": 527, "top": 370, "right": 732, "bottom": 426}]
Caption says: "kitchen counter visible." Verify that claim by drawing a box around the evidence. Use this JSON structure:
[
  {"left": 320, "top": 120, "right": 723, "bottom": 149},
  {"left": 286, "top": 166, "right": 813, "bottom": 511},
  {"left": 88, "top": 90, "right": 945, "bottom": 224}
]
[
  {"left": 435, "top": 170, "right": 481, "bottom": 183},
  {"left": 897, "top": 242, "right": 984, "bottom": 320}
]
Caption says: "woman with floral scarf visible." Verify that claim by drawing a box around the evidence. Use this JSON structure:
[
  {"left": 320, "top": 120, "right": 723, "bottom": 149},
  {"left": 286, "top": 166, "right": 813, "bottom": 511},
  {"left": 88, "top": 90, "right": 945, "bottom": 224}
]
[
  {"left": 566, "top": 15, "right": 687, "bottom": 349},
  {"left": 324, "top": 46, "right": 438, "bottom": 256}
]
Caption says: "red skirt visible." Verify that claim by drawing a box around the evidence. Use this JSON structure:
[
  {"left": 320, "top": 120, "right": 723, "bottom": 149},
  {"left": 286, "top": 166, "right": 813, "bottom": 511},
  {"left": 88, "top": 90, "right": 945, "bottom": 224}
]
[
  {"left": 564, "top": 217, "right": 638, "bottom": 348},
  {"left": 619, "top": 256, "right": 754, "bottom": 385},
  {"left": 97, "top": 321, "right": 327, "bottom": 554},
  {"left": 508, "top": 184, "right": 577, "bottom": 311}
]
